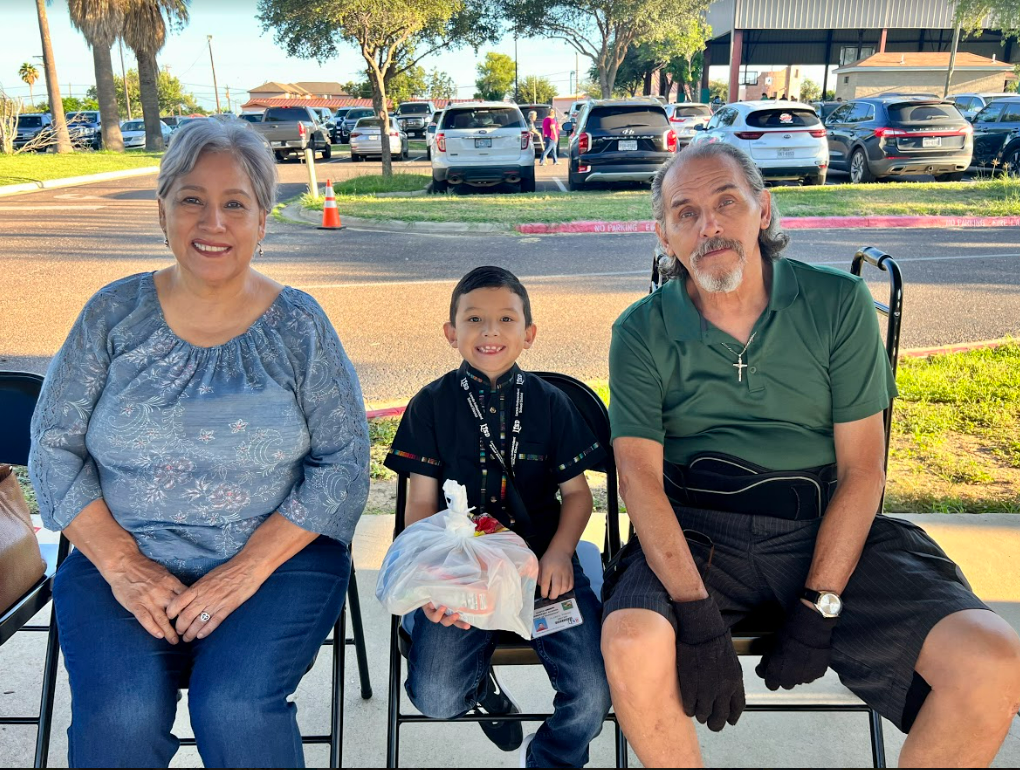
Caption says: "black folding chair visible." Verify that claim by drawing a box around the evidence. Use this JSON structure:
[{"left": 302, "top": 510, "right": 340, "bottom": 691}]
[
  {"left": 0, "top": 370, "right": 372, "bottom": 768},
  {"left": 646, "top": 249, "right": 904, "bottom": 767},
  {"left": 385, "top": 372, "right": 629, "bottom": 768}
]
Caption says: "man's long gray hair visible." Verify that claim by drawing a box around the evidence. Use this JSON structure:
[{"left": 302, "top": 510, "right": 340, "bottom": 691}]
[{"left": 651, "top": 143, "right": 790, "bottom": 281}]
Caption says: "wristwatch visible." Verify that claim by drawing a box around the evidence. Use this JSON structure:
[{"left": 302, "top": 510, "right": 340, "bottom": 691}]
[{"left": 802, "top": 589, "right": 843, "bottom": 618}]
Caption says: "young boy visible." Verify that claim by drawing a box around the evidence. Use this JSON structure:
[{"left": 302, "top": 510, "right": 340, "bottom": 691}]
[{"left": 384, "top": 266, "right": 612, "bottom": 768}]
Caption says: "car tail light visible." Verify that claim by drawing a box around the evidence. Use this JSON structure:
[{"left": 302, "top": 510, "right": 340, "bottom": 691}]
[
  {"left": 436, "top": 132, "right": 446, "bottom": 152},
  {"left": 670, "top": 116, "right": 687, "bottom": 123},
  {"left": 578, "top": 164, "right": 591, "bottom": 173},
  {"left": 734, "top": 131, "right": 763, "bottom": 140},
  {"left": 665, "top": 130, "right": 678, "bottom": 152},
  {"left": 578, "top": 132, "right": 592, "bottom": 153},
  {"left": 956, "top": 123, "right": 973, "bottom": 135},
  {"left": 521, "top": 130, "right": 531, "bottom": 150},
  {"left": 389, "top": 131, "right": 399, "bottom": 137},
  {"left": 809, "top": 128, "right": 826, "bottom": 138},
  {"left": 874, "top": 127, "right": 908, "bottom": 138},
  {"left": 298, "top": 122, "right": 306, "bottom": 138},
  {"left": 350, "top": 132, "right": 361, "bottom": 139}
]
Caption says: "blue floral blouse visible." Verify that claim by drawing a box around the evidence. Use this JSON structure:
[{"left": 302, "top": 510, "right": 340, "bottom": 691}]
[{"left": 29, "top": 272, "right": 370, "bottom": 581}]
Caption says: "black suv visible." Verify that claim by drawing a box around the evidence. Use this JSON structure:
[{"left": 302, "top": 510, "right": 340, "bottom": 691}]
[
  {"left": 824, "top": 96, "right": 972, "bottom": 182},
  {"left": 970, "top": 96, "right": 1020, "bottom": 169},
  {"left": 564, "top": 99, "right": 677, "bottom": 190}
]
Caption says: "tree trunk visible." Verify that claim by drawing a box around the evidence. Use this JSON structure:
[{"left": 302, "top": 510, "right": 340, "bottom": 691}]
[
  {"left": 92, "top": 42, "right": 124, "bottom": 152},
  {"left": 369, "top": 69, "right": 392, "bottom": 178},
  {"left": 35, "top": 0, "right": 72, "bottom": 153},
  {"left": 643, "top": 69, "right": 653, "bottom": 96},
  {"left": 137, "top": 53, "right": 164, "bottom": 151}
]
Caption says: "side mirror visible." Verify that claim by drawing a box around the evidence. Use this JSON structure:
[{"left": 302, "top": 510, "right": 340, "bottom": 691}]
[
  {"left": 693, "top": 124, "right": 706, "bottom": 131},
  {"left": 562, "top": 121, "right": 574, "bottom": 133},
  {"left": 428, "top": 125, "right": 437, "bottom": 133}
]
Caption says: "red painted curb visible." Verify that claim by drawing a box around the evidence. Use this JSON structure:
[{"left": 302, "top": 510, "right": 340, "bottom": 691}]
[
  {"left": 516, "top": 215, "right": 1020, "bottom": 234},
  {"left": 366, "top": 406, "right": 406, "bottom": 419}
]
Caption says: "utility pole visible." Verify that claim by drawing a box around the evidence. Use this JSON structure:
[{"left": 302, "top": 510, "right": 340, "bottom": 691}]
[
  {"left": 575, "top": 52, "right": 579, "bottom": 96},
  {"left": 225, "top": 86, "right": 231, "bottom": 113},
  {"left": 514, "top": 33, "right": 519, "bottom": 101},
  {"left": 944, "top": 21, "right": 961, "bottom": 98},
  {"left": 207, "top": 35, "right": 222, "bottom": 113},
  {"left": 119, "top": 38, "right": 132, "bottom": 119}
]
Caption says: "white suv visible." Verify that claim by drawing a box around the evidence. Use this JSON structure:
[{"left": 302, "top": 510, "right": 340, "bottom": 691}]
[
  {"left": 430, "top": 102, "right": 536, "bottom": 193},
  {"left": 688, "top": 100, "right": 829, "bottom": 185}
]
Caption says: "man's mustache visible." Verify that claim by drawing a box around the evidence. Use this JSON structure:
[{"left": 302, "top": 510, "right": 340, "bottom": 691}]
[{"left": 691, "top": 237, "right": 745, "bottom": 264}]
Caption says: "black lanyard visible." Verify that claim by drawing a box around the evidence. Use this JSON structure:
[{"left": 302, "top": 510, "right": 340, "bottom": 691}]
[{"left": 462, "top": 371, "right": 524, "bottom": 479}]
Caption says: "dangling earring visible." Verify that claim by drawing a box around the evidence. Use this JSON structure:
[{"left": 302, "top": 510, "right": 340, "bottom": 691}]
[
  {"left": 257, "top": 241, "right": 264, "bottom": 258},
  {"left": 163, "top": 236, "right": 169, "bottom": 247}
]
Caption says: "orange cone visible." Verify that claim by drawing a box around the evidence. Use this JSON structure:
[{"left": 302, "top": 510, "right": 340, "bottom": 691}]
[{"left": 317, "top": 179, "right": 346, "bottom": 230}]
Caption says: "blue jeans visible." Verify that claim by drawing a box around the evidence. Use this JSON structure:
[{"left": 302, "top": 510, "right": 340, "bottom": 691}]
[
  {"left": 53, "top": 536, "right": 351, "bottom": 768},
  {"left": 404, "top": 557, "right": 611, "bottom": 768},
  {"left": 541, "top": 135, "right": 559, "bottom": 163}
]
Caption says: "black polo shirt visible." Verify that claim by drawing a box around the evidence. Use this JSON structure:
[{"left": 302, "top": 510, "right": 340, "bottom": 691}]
[{"left": 384, "top": 362, "right": 606, "bottom": 556}]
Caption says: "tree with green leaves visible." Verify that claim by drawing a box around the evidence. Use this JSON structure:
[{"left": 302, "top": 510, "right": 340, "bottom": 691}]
[
  {"left": 475, "top": 52, "right": 516, "bottom": 101},
  {"left": 508, "top": 0, "right": 710, "bottom": 97},
  {"left": 390, "top": 66, "right": 428, "bottom": 105},
  {"left": 68, "top": 0, "right": 125, "bottom": 152},
  {"left": 513, "top": 75, "right": 558, "bottom": 104},
  {"left": 122, "top": 0, "right": 189, "bottom": 151},
  {"left": 799, "top": 78, "right": 821, "bottom": 103},
  {"left": 259, "top": 0, "right": 499, "bottom": 177},
  {"left": 955, "top": 0, "right": 1020, "bottom": 38},
  {"left": 427, "top": 69, "right": 457, "bottom": 101},
  {"left": 709, "top": 80, "right": 727, "bottom": 101},
  {"left": 87, "top": 68, "right": 202, "bottom": 118},
  {"left": 18, "top": 63, "right": 40, "bottom": 109}
]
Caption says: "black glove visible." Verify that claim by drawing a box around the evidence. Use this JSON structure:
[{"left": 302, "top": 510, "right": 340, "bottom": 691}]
[
  {"left": 672, "top": 596, "right": 746, "bottom": 732},
  {"left": 755, "top": 600, "right": 838, "bottom": 691}
]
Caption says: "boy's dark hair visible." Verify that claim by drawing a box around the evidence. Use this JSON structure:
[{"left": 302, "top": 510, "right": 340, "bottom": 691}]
[{"left": 449, "top": 266, "right": 533, "bottom": 327}]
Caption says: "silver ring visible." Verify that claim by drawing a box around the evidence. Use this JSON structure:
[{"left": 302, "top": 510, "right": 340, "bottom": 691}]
[{"left": 199, "top": 612, "right": 211, "bottom": 623}]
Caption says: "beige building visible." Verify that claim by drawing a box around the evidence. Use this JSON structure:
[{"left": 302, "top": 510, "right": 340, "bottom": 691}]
[
  {"left": 737, "top": 67, "right": 804, "bottom": 101},
  {"left": 247, "top": 81, "right": 351, "bottom": 101},
  {"left": 832, "top": 52, "right": 1016, "bottom": 100}
]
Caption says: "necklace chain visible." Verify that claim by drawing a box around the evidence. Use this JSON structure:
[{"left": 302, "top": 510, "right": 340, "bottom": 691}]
[{"left": 719, "top": 331, "right": 757, "bottom": 382}]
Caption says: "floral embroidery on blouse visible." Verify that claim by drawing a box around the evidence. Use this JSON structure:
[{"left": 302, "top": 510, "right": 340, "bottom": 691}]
[{"left": 29, "top": 272, "right": 370, "bottom": 581}]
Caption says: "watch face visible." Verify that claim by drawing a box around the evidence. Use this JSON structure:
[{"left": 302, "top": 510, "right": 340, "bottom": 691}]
[{"left": 818, "top": 592, "right": 842, "bottom": 617}]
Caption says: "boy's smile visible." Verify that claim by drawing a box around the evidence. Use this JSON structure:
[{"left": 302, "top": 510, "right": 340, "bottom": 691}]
[{"left": 444, "top": 287, "right": 537, "bottom": 385}]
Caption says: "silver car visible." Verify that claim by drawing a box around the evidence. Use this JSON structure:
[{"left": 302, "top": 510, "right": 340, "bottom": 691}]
[
  {"left": 120, "top": 119, "right": 173, "bottom": 148},
  {"left": 349, "top": 117, "right": 408, "bottom": 161}
]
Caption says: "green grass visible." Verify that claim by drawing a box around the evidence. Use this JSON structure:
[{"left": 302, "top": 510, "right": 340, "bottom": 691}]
[
  {"left": 0, "top": 150, "right": 162, "bottom": 185},
  {"left": 296, "top": 175, "right": 1020, "bottom": 224},
  {"left": 311, "top": 173, "right": 430, "bottom": 200}
]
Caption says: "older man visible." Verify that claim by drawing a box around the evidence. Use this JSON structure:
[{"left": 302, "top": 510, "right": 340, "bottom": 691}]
[{"left": 602, "top": 142, "right": 1020, "bottom": 767}]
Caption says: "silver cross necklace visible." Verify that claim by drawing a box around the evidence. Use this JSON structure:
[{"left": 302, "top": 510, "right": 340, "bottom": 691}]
[{"left": 719, "top": 332, "right": 757, "bottom": 383}]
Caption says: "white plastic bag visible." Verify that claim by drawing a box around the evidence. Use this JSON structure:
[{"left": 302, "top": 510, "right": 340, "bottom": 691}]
[{"left": 375, "top": 480, "right": 539, "bottom": 638}]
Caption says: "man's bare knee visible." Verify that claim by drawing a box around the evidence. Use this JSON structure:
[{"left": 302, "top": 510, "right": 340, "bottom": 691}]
[{"left": 602, "top": 609, "right": 676, "bottom": 698}]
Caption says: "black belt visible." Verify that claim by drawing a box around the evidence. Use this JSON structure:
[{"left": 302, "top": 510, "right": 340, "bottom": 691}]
[{"left": 663, "top": 452, "right": 838, "bottom": 521}]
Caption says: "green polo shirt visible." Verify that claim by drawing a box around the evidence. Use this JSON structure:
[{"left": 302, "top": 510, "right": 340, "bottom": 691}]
[{"left": 608, "top": 258, "right": 897, "bottom": 470}]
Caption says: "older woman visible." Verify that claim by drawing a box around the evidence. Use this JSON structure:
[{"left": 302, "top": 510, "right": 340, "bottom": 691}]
[{"left": 29, "top": 119, "right": 370, "bottom": 768}]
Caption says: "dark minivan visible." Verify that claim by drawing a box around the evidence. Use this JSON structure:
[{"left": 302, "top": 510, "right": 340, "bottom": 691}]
[
  {"left": 824, "top": 96, "right": 972, "bottom": 182},
  {"left": 564, "top": 99, "right": 677, "bottom": 190},
  {"left": 969, "top": 96, "right": 1020, "bottom": 168}
]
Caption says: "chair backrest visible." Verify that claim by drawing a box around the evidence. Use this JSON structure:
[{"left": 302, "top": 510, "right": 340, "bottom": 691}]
[
  {"left": 391, "top": 372, "right": 621, "bottom": 560},
  {"left": 0, "top": 372, "right": 44, "bottom": 466}
]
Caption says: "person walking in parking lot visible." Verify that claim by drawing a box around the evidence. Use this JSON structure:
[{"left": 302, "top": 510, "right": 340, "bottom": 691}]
[{"left": 540, "top": 112, "right": 559, "bottom": 165}]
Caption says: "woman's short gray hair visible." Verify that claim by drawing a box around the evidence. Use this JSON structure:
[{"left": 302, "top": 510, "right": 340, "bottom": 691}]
[
  {"left": 651, "top": 143, "right": 790, "bottom": 280},
  {"left": 157, "top": 118, "right": 277, "bottom": 213}
]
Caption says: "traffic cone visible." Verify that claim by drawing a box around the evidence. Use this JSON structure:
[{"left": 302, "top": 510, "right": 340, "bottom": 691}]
[{"left": 317, "top": 179, "right": 345, "bottom": 230}]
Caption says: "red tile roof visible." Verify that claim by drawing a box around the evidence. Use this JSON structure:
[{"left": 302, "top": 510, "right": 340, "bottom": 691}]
[{"left": 241, "top": 97, "right": 487, "bottom": 112}]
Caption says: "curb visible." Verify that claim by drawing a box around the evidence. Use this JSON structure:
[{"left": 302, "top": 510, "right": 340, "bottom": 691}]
[
  {"left": 363, "top": 337, "right": 1014, "bottom": 420},
  {"left": 517, "top": 214, "right": 1020, "bottom": 235},
  {"left": 0, "top": 165, "right": 161, "bottom": 197},
  {"left": 280, "top": 202, "right": 509, "bottom": 233}
]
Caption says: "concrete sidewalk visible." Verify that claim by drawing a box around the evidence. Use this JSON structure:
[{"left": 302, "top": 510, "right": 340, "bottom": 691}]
[{"left": 2, "top": 513, "right": 1018, "bottom": 768}]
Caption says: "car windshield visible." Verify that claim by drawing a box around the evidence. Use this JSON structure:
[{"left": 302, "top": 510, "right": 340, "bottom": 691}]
[
  {"left": 347, "top": 109, "right": 374, "bottom": 120},
  {"left": 399, "top": 104, "right": 430, "bottom": 114},
  {"left": 888, "top": 103, "right": 964, "bottom": 122},
  {"left": 66, "top": 112, "right": 98, "bottom": 123},
  {"left": 522, "top": 106, "right": 552, "bottom": 120},
  {"left": 17, "top": 116, "right": 43, "bottom": 128},
  {"left": 355, "top": 118, "right": 384, "bottom": 128},
  {"left": 263, "top": 108, "right": 312, "bottom": 122},
  {"left": 671, "top": 105, "right": 712, "bottom": 117},
  {"left": 585, "top": 107, "right": 668, "bottom": 131},
  {"left": 239, "top": 114, "right": 262, "bottom": 122},
  {"left": 334, "top": 108, "right": 351, "bottom": 118},
  {"left": 122, "top": 121, "right": 145, "bottom": 131},
  {"left": 442, "top": 108, "right": 523, "bottom": 129},
  {"left": 745, "top": 108, "right": 820, "bottom": 128}
]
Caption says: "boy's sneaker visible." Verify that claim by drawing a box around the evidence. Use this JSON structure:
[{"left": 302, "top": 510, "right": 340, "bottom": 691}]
[
  {"left": 473, "top": 666, "right": 523, "bottom": 751},
  {"left": 519, "top": 732, "right": 537, "bottom": 768}
]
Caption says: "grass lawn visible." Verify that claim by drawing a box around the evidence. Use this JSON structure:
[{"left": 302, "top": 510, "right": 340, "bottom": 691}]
[
  {"left": 365, "top": 343, "right": 1020, "bottom": 514},
  {"left": 297, "top": 174, "right": 1020, "bottom": 224},
  {"left": 0, "top": 150, "right": 162, "bottom": 185}
]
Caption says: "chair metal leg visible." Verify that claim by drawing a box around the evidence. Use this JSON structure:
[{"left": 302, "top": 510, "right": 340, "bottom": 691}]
[
  {"left": 614, "top": 722, "right": 629, "bottom": 769},
  {"left": 330, "top": 607, "right": 345, "bottom": 769},
  {"left": 386, "top": 616, "right": 402, "bottom": 768},
  {"left": 346, "top": 566, "right": 372, "bottom": 699},
  {"left": 32, "top": 616, "right": 60, "bottom": 769},
  {"left": 869, "top": 708, "right": 886, "bottom": 768}
]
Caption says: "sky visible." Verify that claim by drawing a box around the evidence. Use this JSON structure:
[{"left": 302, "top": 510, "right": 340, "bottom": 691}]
[{"left": 1, "top": 0, "right": 819, "bottom": 111}]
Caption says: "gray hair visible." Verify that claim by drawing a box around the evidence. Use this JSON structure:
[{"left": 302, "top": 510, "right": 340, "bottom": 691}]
[
  {"left": 157, "top": 118, "right": 277, "bottom": 213},
  {"left": 651, "top": 143, "right": 789, "bottom": 280}
]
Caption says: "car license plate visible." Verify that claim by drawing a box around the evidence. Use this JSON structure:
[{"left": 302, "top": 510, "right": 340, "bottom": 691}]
[
  {"left": 475, "top": 137, "right": 492, "bottom": 148},
  {"left": 618, "top": 139, "right": 638, "bottom": 151},
  {"left": 922, "top": 136, "right": 942, "bottom": 148},
  {"left": 778, "top": 148, "right": 795, "bottom": 158}
]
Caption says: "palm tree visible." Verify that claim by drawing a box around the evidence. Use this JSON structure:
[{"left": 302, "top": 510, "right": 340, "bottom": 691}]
[
  {"left": 34, "top": 0, "right": 72, "bottom": 152},
  {"left": 68, "top": 0, "right": 125, "bottom": 151},
  {"left": 18, "top": 62, "right": 39, "bottom": 109},
  {"left": 121, "top": 0, "right": 189, "bottom": 151}
]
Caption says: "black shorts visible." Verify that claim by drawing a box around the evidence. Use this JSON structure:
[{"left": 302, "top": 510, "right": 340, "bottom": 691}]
[{"left": 602, "top": 506, "right": 990, "bottom": 732}]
